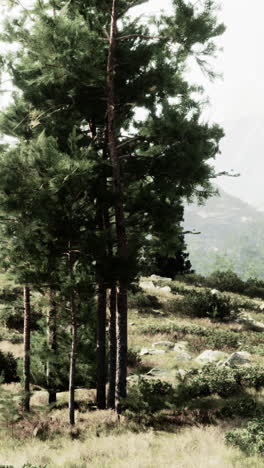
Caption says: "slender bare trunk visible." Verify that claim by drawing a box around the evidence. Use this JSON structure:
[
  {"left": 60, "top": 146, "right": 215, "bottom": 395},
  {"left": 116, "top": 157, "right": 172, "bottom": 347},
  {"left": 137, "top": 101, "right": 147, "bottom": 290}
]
[
  {"left": 23, "top": 286, "right": 31, "bottom": 412},
  {"left": 96, "top": 280, "right": 107, "bottom": 409},
  {"left": 68, "top": 247, "right": 77, "bottom": 425},
  {"left": 46, "top": 287, "right": 57, "bottom": 404},
  {"left": 107, "top": 284, "right": 117, "bottom": 409},
  {"left": 107, "top": 0, "right": 128, "bottom": 413}
]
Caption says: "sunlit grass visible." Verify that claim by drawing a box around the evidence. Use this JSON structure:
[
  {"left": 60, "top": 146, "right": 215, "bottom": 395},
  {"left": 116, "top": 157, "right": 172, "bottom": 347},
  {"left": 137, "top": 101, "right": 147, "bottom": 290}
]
[{"left": 0, "top": 422, "right": 263, "bottom": 467}]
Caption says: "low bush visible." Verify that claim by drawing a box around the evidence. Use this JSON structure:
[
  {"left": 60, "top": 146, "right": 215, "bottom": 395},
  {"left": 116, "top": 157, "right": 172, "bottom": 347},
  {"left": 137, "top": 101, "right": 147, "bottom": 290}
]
[
  {"left": 244, "top": 278, "right": 264, "bottom": 300},
  {"left": 127, "top": 348, "right": 141, "bottom": 368},
  {"left": 226, "top": 418, "right": 264, "bottom": 455},
  {"left": 140, "top": 321, "right": 241, "bottom": 351},
  {"left": 125, "top": 378, "right": 175, "bottom": 419},
  {"left": 174, "top": 273, "right": 206, "bottom": 287},
  {"left": 128, "top": 292, "right": 161, "bottom": 312},
  {"left": 206, "top": 270, "right": 245, "bottom": 294},
  {"left": 171, "top": 289, "right": 240, "bottom": 321},
  {"left": 178, "top": 365, "right": 264, "bottom": 401},
  {"left": 220, "top": 396, "right": 258, "bottom": 418},
  {"left": 0, "top": 350, "right": 19, "bottom": 383},
  {"left": 176, "top": 270, "right": 264, "bottom": 300},
  {"left": 0, "top": 307, "right": 41, "bottom": 331}
]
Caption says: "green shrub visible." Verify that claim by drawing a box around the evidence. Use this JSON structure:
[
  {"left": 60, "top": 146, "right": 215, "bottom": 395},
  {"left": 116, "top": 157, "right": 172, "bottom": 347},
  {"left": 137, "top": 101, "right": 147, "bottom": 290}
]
[
  {"left": 168, "top": 289, "right": 239, "bottom": 321},
  {"left": 220, "top": 396, "right": 258, "bottom": 418},
  {"left": 178, "top": 366, "right": 241, "bottom": 400},
  {"left": 0, "top": 307, "right": 41, "bottom": 331},
  {"left": 206, "top": 270, "right": 245, "bottom": 294},
  {"left": 126, "top": 378, "right": 175, "bottom": 417},
  {"left": 178, "top": 366, "right": 264, "bottom": 402},
  {"left": 0, "top": 350, "right": 19, "bottom": 383},
  {"left": 128, "top": 292, "right": 161, "bottom": 311},
  {"left": 127, "top": 348, "right": 141, "bottom": 367},
  {"left": 244, "top": 278, "right": 264, "bottom": 299},
  {"left": 140, "top": 321, "right": 241, "bottom": 350},
  {"left": 174, "top": 273, "right": 206, "bottom": 287},
  {"left": 0, "top": 383, "right": 21, "bottom": 434},
  {"left": 226, "top": 418, "right": 264, "bottom": 455}
]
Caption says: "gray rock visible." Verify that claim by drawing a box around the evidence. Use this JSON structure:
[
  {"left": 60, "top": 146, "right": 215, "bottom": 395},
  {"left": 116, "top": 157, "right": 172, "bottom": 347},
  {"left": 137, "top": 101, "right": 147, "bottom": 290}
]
[
  {"left": 139, "top": 280, "right": 155, "bottom": 289},
  {"left": 237, "top": 313, "right": 264, "bottom": 332},
  {"left": 140, "top": 348, "right": 151, "bottom": 356},
  {"left": 150, "top": 349, "right": 166, "bottom": 355},
  {"left": 147, "top": 367, "right": 171, "bottom": 376},
  {"left": 174, "top": 352, "right": 192, "bottom": 362},
  {"left": 157, "top": 286, "right": 171, "bottom": 293},
  {"left": 173, "top": 341, "right": 189, "bottom": 353},
  {"left": 150, "top": 275, "right": 172, "bottom": 282},
  {"left": 224, "top": 351, "right": 251, "bottom": 367},
  {"left": 177, "top": 368, "right": 188, "bottom": 381},
  {"left": 152, "top": 341, "right": 175, "bottom": 350},
  {"left": 210, "top": 289, "right": 220, "bottom": 295},
  {"left": 140, "top": 347, "right": 165, "bottom": 356},
  {"left": 196, "top": 350, "right": 228, "bottom": 364}
]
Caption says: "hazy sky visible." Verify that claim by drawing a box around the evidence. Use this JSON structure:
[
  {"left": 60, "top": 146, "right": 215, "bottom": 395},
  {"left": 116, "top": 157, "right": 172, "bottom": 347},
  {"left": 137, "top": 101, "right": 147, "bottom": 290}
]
[
  {"left": 134, "top": 0, "right": 264, "bottom": 208},
  {"left": 1, "top": 0, "right": 264, "bottom": 207}
]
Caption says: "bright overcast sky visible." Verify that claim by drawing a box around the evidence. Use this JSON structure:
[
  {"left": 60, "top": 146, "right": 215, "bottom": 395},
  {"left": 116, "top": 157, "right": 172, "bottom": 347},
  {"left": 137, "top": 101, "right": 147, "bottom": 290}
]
[
  {"left": 1, "top": 0, "right": 264, "bottom": 207},
  {"left": 134, "top": 0, "right": 264, "bottom": 208}
]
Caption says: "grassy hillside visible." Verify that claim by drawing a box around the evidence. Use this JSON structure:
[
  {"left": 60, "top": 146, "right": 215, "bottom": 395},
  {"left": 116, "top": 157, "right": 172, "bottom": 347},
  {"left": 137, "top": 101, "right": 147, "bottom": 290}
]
[{"left": 0, "top": 276, "right": 264, "bottom": 467}]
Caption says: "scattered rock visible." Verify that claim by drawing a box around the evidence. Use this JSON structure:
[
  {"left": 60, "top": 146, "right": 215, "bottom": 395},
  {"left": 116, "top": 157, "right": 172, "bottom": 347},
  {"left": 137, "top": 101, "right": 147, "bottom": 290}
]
[
  {"left": 210, "top": 289, "right": 219, "bottom": 295},
  {"left": 237, "top": 313, "right": 264, "bottom": 332},
  {"left": 150, "top": 275, "right": 172, "bottom": 282},
  {"left": 177, "top": 368, "right": 188, "bottom": 381},
  {"left": 139, "top": 280, "right": 155, "bottom": 289},
  {"left": 173, "top": 341, "right": 189, "bottom": 353},
  {"left": 128, "top": 322, "right": 135, "bottom": 326},
  {"left": 196, "top": 350, "right": 228, "bottom": 364},
  {"left": 147, "top": 367, "right": 171, "bottom": 376},
  {"left": 140, "top": 348, "right": 165, "bottom": 356},
  {"left": 140, "top": 348, "right": 150, "bottom": 356},
  {"left": 153, "top": 341, "right": 175, "bottom": 350},
  {"left": 150, "top": 349, "right": 166, "bottom": 355},
  {"left": 259, "top": 304, "right": 264, "bottom": 311},
  {"left": 174, "top": 352, "right": 192, "bottom": 362},
  {"left": 223, "top": 351, "right": 251, "bottom": 367},
  {"left": 157, "top": 286, "right": 171, "bottom": 293}
]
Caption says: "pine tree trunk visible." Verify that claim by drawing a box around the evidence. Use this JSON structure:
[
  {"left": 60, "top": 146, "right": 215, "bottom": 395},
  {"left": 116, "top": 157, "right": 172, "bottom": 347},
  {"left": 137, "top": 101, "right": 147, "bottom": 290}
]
[
  {"left": 68, "top": 248, "right": 77, "bottom": 426},
  {"left": 46, "top": 287, "right": 57, "bottom": 404},
  {"left": 107, "top": 0, "right": 128, "bottom": 414},
  {"left": 23, "top": 285, "right": 31, "bottom": 412},
  {"left": 96, "top": 280, "right": 107, "bottom": 409},
  {"left": 107, "top": 284, "right": 117, "bottom": 409}
]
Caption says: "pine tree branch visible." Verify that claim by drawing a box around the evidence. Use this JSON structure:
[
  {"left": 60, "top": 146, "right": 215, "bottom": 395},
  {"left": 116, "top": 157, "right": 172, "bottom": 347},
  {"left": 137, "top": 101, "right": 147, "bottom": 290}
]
[
  {"left": 117, "top": 136, "right": 145, "bottom": 149},
  {"left": 116, "top": 34, "right": 166, "bottom": 41}
]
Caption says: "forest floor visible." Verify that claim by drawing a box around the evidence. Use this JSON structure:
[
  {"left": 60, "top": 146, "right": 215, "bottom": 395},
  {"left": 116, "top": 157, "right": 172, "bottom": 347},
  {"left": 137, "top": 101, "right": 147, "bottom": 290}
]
[{"left": 0, "top": 277, "right": 264, "bottom": 467}]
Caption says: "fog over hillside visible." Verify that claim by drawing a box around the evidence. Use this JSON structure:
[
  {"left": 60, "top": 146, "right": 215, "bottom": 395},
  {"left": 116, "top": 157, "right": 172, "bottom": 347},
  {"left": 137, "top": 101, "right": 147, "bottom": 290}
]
[
  {"left": 184, "top": 189, "right": 264, "bottom": 278},
  {"left": 214, "top": 116, "right": 264, "bottom": 210}
]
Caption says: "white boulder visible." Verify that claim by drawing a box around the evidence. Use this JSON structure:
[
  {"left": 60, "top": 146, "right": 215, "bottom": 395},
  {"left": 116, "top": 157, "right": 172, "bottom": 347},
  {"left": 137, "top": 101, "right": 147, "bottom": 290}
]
[{"left": 196, "top": 350, "right": 228, "bottom": 364}]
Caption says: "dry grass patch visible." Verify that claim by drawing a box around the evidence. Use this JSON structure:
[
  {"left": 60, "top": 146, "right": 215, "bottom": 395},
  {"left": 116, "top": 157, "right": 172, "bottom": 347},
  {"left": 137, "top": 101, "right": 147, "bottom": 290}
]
[
  {"left": 0, "top": 339, "right": 24, "bottom": 358},
  {"left": 0, "top": 423, "right": 263, "bottom": 467}
]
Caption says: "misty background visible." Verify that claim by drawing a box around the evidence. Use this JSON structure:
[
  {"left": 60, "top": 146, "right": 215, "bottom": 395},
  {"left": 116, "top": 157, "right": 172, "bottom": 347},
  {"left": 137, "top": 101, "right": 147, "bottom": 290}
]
[{"left": 133, "top": 0, "right": 264, "bottom": 210}]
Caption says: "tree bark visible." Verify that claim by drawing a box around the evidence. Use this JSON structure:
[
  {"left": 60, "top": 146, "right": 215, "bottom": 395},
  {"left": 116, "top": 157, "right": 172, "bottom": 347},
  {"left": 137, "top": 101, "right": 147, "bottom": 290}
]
[
  {"left": 23, "top": 285, "right": 31, "bottom": 412},
  {"left": 107, "top": 284, "right": 117, "bottom": 409},
  {"left": 68, "top": 247, "right": 77, "bottom": 426},
  {"left": 107, "top": 0, "right": 128, "bottom": 413},
  {"left": 96, "top": 280, "right": 107, "bottom": 409},
  {"left": 46, "top": 287, "right": 57, "bottom": 404}
]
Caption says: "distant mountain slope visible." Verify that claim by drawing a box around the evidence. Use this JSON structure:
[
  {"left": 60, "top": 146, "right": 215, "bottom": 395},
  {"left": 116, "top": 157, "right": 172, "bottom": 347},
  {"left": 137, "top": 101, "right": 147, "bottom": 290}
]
[{"left": 184, "top": 189, "right": 264, "bottom": 279}]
